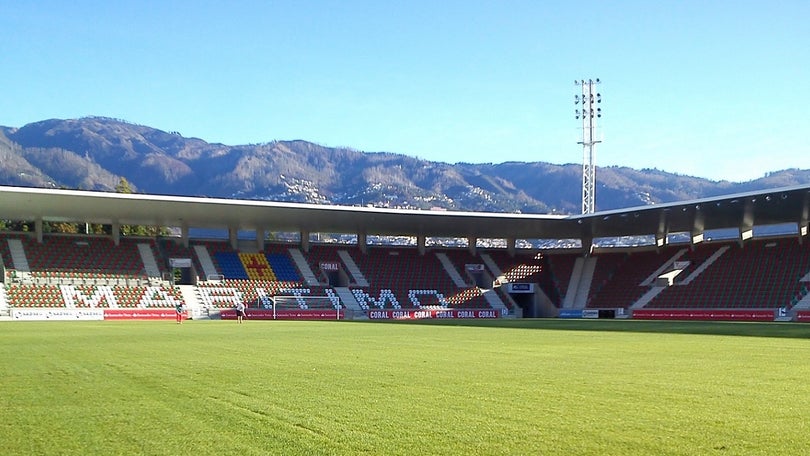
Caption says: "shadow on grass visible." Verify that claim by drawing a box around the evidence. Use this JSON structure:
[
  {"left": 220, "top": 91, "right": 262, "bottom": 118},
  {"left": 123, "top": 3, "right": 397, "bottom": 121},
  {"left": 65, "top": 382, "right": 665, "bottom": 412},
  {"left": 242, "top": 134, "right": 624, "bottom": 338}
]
[{"left": 369, "top": 318, "right": 810, "bottom": 340}]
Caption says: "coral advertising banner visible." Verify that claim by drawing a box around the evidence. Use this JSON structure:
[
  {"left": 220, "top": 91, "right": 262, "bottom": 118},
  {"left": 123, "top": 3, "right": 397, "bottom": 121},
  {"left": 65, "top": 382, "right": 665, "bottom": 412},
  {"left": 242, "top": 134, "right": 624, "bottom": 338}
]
[
  {"left": 220, "top": 309, "right": 343, "bottom": 320},
  {"left": 366, "top": 309, "right": 500, "bottom": 320}
]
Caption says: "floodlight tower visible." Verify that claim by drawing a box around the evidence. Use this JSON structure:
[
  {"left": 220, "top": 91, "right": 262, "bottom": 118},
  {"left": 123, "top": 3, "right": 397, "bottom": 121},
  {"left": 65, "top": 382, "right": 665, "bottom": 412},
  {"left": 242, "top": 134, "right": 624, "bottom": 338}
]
[{"left": 574, "top": 78, "right": 602, "bottom": 214}]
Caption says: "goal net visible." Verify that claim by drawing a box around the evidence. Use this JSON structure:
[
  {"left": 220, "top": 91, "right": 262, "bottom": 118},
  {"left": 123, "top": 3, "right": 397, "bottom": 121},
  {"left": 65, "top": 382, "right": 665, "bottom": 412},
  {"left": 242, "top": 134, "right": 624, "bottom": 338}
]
[{"left": 271, "top": 295, "right": 340, "bottom": 310}]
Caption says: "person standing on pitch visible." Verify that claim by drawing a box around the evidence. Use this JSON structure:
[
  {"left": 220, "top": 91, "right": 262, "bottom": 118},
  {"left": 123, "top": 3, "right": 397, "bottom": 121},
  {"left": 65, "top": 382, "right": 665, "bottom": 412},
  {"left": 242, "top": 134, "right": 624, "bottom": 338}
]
[
  {"left": 235, "top": 301, "right": 247, "bottom": 324},
  {"left": 175, "top": 301, "right": 185, "bottom": 324}
]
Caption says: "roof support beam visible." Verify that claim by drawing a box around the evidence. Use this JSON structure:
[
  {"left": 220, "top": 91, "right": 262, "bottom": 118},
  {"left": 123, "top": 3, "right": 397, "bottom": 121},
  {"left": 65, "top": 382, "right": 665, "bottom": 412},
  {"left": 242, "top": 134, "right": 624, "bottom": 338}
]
[
  {"left": 655, "top": 209, "right": 669, "bottom": 248},
  {"left": 739, "top": 199, "right": 755, "bottom": 246},
  {"left": 467, "top": 236, "right": 477, "bottom": 256},
  {"left": 801, "top": 192, "right": 809, "bottom": 243},
  {"left": 691, "top": 211, "right": 704, "bottom": 247},
  {"left": 112, "top": 221, "right": 120, "bottom": 246},
  {"left": 506, "top": 237, "right": 516, "bottom": 257},
  {"left": 256, "top": 227, "right": 265, "bottom": 251},
  {"left": 35, "top": 218, "right": 43, "bottom": 244},
  {"left": 228, "top": 227, "right": 238, "bottom": 250},
  {"left": 300, "top": 230, "right": 310, "bottom": 253},
  {"left": 181, "top": 222, "right": 189, "bottom": 248}
]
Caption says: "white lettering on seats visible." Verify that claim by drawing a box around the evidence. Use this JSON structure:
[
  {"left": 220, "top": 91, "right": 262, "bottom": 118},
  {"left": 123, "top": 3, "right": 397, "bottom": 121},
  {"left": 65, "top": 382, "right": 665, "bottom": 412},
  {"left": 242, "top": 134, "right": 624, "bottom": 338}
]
[
  {"left": 198, "top": 287, "right": 243, "bottom": 308},
  {"left": 352, "top": 289, "right": 401, "bottom": 309},
  {"left": 407, "top": 289, "right": 448, "bottom": 308},
  {"left": 60, "top": 285, "right": 118, "bottom": 309},
  {"left": 138, "top": 286, "right": 183, "bottom": 308}
]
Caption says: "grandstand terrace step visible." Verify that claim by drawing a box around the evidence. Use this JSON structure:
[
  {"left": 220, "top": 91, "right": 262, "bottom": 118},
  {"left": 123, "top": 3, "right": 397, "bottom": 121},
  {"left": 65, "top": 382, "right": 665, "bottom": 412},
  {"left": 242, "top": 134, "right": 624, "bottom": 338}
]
[
  {"left": 435, "top": 252, "right": 467, "bottom": 287},
  {"left": 681, "top": 245, "right": 730, "bottom": 284},
  {"left": 193, "top": 245, "right": 220, "bottom": 280},
  {"left": 791, "top": 289, "right": 810, "bottom": 310},
  {"left": 177, "top": 284, "right": 206, "bottom": 319},
  {"left": 7, "top": 238, "right": 30, "bottom": 272},
  {"left": 0, "top": 286, "right": 9, "bottom": 314},
  {"left": 481, "top": 288, "right": 507, "bottom": 314},
  {"left": 479, "top": 253, "right": 504, "bottom": 283},
  {"left": 337, "top": 250, "right": 369, "bottom": 287},
  {"left": 630, "top": 286, "right": 666, "bottom": 309},
  {"left": 288, "top": 248, "right": 320, "bottom": 286},
  {"left": 137, "top": 243, "right": 162, "bottom": 279},
  {"left": 640, "top": 248, "right": 688, "bottom": 286},
  {"left": 565, "top": 256, "right": 595, "bottom": 309},
  {"left": 334, "top": 287, "right": 366, "bottom": 316}
]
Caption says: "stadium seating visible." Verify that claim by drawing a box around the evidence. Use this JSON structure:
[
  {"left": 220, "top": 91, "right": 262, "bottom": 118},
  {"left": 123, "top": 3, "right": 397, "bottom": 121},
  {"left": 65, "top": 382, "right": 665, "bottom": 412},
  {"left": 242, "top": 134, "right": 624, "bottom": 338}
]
[
  {"left": 647, "top": 239, "right": 810, "bottom": 309},
  {"left": 3, "top": 230, "right": 810, "bottom": 318},
  {"left": 585, "top": 250, "right": 667, "bottom": 308},
  {"left": 341, "top": 246, "right": 490, "bottom": 309}
]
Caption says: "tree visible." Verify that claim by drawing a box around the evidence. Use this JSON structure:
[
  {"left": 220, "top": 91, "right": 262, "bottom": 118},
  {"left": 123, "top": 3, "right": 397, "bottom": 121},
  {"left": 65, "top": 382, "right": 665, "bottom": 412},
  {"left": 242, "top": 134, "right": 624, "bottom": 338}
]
[
  {"left": 115, "top": 177, "right": 133, "bottom": 194},
  {"left": 114, "top": 177, "right": 170, "bottom": 237}
]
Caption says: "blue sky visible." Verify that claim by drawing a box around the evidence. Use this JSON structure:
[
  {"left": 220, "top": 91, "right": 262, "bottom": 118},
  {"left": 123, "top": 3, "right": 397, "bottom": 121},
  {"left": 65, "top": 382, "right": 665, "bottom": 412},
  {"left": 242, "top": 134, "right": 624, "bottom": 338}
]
[{"left": 1, "top": 1, "right": 807, "bottom": 182}]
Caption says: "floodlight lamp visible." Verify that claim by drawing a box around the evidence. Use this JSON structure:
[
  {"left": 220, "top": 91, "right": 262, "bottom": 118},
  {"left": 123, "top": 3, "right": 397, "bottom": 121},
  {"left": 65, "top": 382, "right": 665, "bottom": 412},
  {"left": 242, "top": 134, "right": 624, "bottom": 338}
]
[
  {"left": 596, "top": 78, "right": 600, "bottom": 83},
  {"left": 575, "top": 95, "right": 580, "bottom": 104}
]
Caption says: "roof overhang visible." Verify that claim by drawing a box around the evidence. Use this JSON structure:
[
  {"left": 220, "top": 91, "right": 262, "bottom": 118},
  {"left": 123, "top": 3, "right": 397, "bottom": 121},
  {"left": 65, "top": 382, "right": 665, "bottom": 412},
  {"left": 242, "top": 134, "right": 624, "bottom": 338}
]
[{"left": 0, "top": 184, "right": 808, "bottom": 240}]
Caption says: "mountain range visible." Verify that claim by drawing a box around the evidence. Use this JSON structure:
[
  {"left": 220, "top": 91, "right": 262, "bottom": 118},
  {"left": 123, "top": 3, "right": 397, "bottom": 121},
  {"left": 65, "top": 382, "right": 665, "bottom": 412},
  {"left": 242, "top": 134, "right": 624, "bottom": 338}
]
[{"left": 1, "top": 116, "right": 808, "bottom": 214}]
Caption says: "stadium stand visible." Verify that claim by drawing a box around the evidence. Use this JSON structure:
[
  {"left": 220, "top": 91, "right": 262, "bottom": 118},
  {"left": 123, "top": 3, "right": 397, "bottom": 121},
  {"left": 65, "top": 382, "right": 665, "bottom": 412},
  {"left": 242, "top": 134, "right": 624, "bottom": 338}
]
[
  {"left": 647, "top": 238, "right": 810, "bottom": 309},
  {"left": 3, "top": 224, "right": 810, "bottom": 320},
  {"left": 337, "top": 245, "right": 491, "bottom": 309}
]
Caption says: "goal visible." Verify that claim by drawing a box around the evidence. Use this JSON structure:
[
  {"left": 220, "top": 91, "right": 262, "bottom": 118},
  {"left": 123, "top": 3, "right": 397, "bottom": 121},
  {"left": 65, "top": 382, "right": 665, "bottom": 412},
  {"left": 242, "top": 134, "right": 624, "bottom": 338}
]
[{"left": 269, "top": 295, "right": 342, "bottom": 319}]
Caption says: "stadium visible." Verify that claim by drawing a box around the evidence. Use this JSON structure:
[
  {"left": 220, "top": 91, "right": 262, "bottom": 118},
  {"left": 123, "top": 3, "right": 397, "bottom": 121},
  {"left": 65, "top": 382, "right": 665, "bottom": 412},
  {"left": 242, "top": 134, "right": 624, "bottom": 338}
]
[
  {"left": 2, "top": 183, "right": 810, "bottom": 455},
  {"left": 1, "top": 183, "right": 809, "bottom": 323}
]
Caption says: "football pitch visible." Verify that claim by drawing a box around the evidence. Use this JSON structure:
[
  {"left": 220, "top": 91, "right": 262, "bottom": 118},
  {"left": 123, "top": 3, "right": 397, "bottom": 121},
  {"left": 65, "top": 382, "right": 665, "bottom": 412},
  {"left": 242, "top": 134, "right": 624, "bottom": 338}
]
[{"left": 1, "top": 319, "right": 809, "bottom": 455}]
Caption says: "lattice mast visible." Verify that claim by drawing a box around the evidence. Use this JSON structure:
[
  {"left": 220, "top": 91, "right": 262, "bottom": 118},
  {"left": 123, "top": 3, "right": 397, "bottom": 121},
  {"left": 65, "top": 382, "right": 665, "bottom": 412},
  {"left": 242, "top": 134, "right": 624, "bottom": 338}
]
[{"left": 575, "top": 78, "right": 602, "bottom": 214}]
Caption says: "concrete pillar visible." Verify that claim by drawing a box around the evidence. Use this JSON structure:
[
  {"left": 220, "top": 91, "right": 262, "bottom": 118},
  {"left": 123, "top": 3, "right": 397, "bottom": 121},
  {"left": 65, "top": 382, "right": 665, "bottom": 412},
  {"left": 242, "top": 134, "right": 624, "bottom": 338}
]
[
  {"left": 301, "top": 230, "right": 310, "bottom": 253},
  {"left": 358, "top": 232, "right": 367, "bottom": 254},
  {"left": 467, "top": 236, "right": 477, "bottom": 256},
  {"left": 229, "top": 226, "right": 238, "bottom": 250},
  {"left": 256, "top": 227, "right": 265, "bottom": 251},
  {"left": 112, "top": 222, "right": 120, "bottom": 246},
  {"left": 506, "top": 237, "right": 516, "bottom": 257},
  {"left": 35, "top": 218, "right": 43, "bottom": 243},
  {"left": 181, "top": 223, "right": 189, "bottom": 248}
]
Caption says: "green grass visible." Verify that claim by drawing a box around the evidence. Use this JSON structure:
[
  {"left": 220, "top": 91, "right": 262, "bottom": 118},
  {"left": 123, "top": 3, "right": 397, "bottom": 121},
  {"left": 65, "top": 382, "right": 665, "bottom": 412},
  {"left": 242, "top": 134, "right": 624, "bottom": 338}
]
[{"left": 1, "top": 319, "right": 809, "bottom": 455}]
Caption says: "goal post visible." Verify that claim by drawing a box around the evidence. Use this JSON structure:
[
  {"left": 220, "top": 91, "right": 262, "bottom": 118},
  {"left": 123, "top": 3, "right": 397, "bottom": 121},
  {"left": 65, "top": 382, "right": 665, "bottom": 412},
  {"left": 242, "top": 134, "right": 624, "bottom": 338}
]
[{"left": 271, "top": 295, "right": 342, "bottom": 320}]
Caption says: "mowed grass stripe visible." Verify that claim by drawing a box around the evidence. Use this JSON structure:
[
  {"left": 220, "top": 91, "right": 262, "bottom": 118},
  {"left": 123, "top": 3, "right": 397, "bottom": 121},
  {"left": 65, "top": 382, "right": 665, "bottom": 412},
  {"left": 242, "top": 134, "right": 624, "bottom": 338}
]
[{"left": 1, "top": 320, "right": 809, "bottom": 455}]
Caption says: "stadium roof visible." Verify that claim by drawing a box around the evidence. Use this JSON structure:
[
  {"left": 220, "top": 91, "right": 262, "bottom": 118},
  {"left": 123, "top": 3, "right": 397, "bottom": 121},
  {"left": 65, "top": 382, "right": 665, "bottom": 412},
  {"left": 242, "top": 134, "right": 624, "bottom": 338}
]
[{"left": 0, "top": 184, "right": 808, "bottom": 243}]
